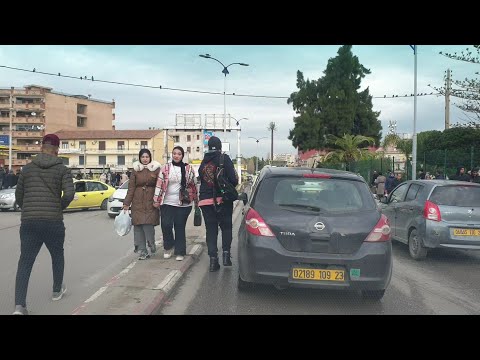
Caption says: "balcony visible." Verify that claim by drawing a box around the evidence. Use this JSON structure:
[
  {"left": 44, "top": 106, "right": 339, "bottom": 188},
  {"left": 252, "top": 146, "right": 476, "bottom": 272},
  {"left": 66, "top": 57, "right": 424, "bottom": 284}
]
[
  {"left": 14, "top": 102, "right": 45, "bottom": 110},
  {"left": 15, "top": 145, "right": 42, "bottom": 152},
  {"left": 4, "top": 159, "right": 29, "bottom": 166},
  {"left": 12, "top": 116, "right": 45, "bottom": 124},
  {"left": 0, "top": 89, "right": 45, "bottom": 97},
  {"left": 12, "top": 131, "right": 44, "bottom": 138}
]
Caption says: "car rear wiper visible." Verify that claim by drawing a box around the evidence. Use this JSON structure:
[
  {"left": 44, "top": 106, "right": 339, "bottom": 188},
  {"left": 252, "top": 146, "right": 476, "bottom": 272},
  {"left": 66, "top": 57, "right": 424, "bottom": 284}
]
[{"left": 277, "top": 203, "right": 322, "bottom": 212}]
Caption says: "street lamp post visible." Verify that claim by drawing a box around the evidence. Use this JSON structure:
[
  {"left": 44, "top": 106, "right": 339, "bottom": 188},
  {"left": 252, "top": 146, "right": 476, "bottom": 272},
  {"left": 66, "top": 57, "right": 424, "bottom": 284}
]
[
  {"left": 231, "top": 116, "right": 248, "bottom": 182},
  {"left": 410, "top": 45, "right": 418, "bottom": 180},
  {"left": 249, "top": 136, "right": 267, "bottom": 174},
  {"left": 199, "top": 54, "right": 249, "bottom": 142}
]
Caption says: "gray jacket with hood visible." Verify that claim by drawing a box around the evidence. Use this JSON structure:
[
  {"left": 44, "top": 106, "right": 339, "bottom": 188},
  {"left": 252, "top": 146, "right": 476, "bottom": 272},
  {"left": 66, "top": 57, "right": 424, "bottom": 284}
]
[{"left": 15, "top": 153, "right": 75, "bottom": 221}]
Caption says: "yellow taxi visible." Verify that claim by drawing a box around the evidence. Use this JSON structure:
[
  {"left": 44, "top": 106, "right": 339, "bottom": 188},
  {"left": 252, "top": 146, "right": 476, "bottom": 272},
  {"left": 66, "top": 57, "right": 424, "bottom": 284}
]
[{"left": 67, "top": 180, "right": 116, "bottom": 210}]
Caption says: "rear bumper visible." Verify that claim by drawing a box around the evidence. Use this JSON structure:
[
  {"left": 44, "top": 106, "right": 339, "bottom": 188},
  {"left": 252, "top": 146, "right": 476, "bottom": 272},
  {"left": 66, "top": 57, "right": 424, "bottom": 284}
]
[
  {"left": 425, "top": 222, "right": 480, "bottom": 250},
  {"left": 238, "top": 235, "right": 392, "bottom": 290}
]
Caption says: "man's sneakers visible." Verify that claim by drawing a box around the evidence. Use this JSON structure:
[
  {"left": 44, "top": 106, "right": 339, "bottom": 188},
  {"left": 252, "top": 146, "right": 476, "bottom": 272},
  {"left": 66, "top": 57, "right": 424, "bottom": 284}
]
[
  {"left": 163, "top": 249, "right": 173, "bottom": 259},
  {"left": 175, "top": 255, "right": 184, "bottom": 261},
  {"left": 13, "top": 305, "right": 28, "bottom": 315},
  {"left": 52, "top": 284, "right": 67, "bottom": 301}
]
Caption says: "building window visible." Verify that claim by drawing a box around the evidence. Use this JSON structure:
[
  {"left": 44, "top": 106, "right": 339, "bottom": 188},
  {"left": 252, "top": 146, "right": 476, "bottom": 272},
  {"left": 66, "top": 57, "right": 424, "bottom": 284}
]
[
  {"left": 197, "top": 135, "right": 200, "bottom": 140},
  {"left": 141, "top": 141, "right": 148, "bottom": 149},
  {"left": 187, "top": 135, "right": 191, "bottom": 142},
  {"left": 118, "top": 156, "right": 125, "bottom": 165},
  {"left": 79, "top": 155, "right": 85, "bottom": 165},
  {"left": 61, "top": 141, "right": 69, "bottom": 149},
  {"left": 99, "top": 156, "right": 106, "bottom": 165},
  {"left": 79, "top": 141, "right": 86, "bottom": 150},
  {"left": 77, "top": 104, "right": 87, "bottom": 115},
  {"left": 196, "top": 147, "right": 200, "bottom": 152},
  {"left": 187, "top": 147, "right": 191, "bottom": 153},
  {"left": 99, "top": 141, "right": 106, "bottom": 150},
  {"left": 173, "top": 136, "right": 180, "bottom": 142},
  {"left": 77, "top": 116, "right": 87, "bottom": 127},
  {"left": 62, "top": 157, "right": 69, "bottom": 165},
  {"left": 117, "top": 141, "right": 125, "bottom": 150}
]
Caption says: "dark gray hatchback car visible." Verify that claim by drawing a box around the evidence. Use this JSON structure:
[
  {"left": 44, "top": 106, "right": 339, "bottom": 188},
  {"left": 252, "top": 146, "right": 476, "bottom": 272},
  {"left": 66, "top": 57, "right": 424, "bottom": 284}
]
[
  {"left": 381, "top": 180, "right": 480, "bottom": 260},
  {"left": 237, "top": 167, "right": 392, "bottom": 300}
]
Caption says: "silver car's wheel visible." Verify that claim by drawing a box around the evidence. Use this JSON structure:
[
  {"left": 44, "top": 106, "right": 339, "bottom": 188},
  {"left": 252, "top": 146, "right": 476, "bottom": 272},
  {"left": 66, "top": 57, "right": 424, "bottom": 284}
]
[
  {"left": 108, "top": 213, "right": 116, "bottom": 219},
  {"left": 408, "top": 229, "right": 428, "bottom": 260}
]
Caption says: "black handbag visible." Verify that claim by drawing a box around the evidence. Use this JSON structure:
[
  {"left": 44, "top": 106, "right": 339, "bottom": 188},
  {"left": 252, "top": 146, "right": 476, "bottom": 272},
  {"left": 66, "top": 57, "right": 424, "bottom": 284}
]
[{"left": 194, "top": 206, "right": 202, "bottom": 226}]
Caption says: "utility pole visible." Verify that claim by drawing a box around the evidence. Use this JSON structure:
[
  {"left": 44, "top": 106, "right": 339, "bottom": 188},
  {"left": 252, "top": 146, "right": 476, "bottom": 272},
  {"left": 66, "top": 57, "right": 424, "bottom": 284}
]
[{"left": 445, "top": 68, "right": 451, "bottom": 130}]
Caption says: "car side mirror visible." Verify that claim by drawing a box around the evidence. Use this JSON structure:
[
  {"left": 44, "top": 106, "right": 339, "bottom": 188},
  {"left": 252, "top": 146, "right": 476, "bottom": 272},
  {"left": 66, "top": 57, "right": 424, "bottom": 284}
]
[{"left": 238, "top": 192, "right": 248, "bottom": 205}]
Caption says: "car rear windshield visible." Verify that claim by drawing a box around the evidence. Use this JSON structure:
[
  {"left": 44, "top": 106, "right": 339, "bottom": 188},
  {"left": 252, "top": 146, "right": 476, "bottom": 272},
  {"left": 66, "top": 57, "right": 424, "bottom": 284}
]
[
  {"left": 254, "top": 176, "right": 376, "bottom": 212},
  {"left": 429, "top": 185, "right": 480, "bottom": 207}
]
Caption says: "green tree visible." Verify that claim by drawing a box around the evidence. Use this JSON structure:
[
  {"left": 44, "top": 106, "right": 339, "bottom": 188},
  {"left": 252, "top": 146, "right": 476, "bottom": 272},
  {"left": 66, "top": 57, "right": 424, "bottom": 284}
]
[
  {"left": 267, "top": 122, "right": 277, "bottom": 162},
  {"left": 323, "top": 134, "right": 375, "bottom": 171},
  {"left": 434, "top": 46, "right": 480, "bottom": 125},
  {"left": 288, "top": 45, "right": 382, "bottom": 151}
]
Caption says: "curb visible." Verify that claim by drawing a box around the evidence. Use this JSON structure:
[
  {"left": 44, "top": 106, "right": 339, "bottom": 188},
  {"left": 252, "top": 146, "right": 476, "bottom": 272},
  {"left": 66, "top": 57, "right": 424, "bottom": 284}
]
[
  {"left": 142, "top": 199, "right": 244, "bottom": 315},
  {"left": 141, "top": 238, "right": 205, "bottom": 315}
]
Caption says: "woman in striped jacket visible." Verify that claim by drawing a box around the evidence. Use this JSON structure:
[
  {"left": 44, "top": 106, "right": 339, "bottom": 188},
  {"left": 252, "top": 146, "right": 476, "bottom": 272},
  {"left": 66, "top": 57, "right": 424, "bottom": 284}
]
[{"left": 153, "top": 146, "right": 198, "bottom": 261}]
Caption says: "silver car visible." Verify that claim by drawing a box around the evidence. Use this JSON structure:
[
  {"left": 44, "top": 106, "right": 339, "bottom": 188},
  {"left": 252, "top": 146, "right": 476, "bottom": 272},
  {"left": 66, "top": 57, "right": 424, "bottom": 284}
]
[
  {"left": 381, "top": 180, "right": 480, "bottom": 260},
  {"left": 107, "top": 180, "right": 129, "bottom": 218},
  {"left": 0, "top": 186, "right": 19, "bottom": 212}
]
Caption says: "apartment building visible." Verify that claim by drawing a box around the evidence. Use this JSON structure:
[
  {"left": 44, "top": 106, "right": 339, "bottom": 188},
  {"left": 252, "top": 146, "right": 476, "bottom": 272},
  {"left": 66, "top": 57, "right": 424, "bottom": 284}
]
[
  {"left": 55, "top": 130, "right": 172, "bottom": 173},
  {"left": 0, "top": 85, "right": 115, "bottom": 171}
]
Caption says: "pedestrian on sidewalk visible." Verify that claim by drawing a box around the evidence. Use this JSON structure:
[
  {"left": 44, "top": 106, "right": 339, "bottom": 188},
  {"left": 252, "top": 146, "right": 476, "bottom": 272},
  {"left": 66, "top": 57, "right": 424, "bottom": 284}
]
[
  {"left": 13, "top": 134, "right": 75, "bottom": 315},
  {"left": 153, "top": 146, "right": 198, "bottom": 261},
  {"left": 123, "top": 149, "right": 161, "bottom": 260},
  {"left": 198, "top": 136, "right": 238, "bottom": 272}
]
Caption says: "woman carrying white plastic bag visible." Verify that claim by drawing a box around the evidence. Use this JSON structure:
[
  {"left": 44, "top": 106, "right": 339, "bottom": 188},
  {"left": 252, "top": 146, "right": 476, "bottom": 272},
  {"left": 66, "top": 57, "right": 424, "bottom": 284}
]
[
  {"left": 123, "top": 149, "right": 161, "bottom": 260},
  {"left": 114, "top": 210, "right": 132, "bottom": 236}
]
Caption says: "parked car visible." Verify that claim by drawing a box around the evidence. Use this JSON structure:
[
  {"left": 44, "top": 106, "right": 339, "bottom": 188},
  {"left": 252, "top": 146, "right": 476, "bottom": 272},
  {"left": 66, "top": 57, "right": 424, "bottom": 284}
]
[
  {"left": 107, "top": 180, "right": 129, "bottom": 218},
  {"left": 380, "top": 180, "right": 480, "bottom": 260},
  {"left": 237, "top": 167, "right": 392, "bottom": 300},
  {"left": 0, "top": 185, "right": 19, "bottom": 212},
  {"left": 67, "top": 180, "right": 116, "bottom": 211}
]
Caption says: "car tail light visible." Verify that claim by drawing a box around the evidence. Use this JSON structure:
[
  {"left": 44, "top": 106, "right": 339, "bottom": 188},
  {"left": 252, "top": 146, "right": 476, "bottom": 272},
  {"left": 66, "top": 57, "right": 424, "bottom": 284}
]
[
  {"left": 423, "top": 200, "right": 441, "bottom": 222},
  {"left": 245, "top": 208, "right": 275, "bottom": 237},
  {"left": 365, "top": 214, "right": 391, "bottom": 242},
  {"left": 303, "top": 173, "right": 331, "bottom": 178}
]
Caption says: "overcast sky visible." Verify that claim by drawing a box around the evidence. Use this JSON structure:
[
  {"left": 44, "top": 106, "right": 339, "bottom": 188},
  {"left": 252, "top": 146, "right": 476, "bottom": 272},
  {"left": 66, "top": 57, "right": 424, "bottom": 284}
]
[{"left": 0, "top": 45, "right": 474, "bottom": 158}]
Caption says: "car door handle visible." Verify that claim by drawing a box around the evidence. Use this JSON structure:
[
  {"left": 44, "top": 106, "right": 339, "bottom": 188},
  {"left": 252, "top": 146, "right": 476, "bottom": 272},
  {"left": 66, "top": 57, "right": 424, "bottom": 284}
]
[
  {"left": 409, "top": 207, "right": 414, "bottom": 211},
  {"left": 100, "top": 192, "right": 104, "bottom": 195},
  {"left": 82, "top": 194, "right": 87, "bottom": 197}
]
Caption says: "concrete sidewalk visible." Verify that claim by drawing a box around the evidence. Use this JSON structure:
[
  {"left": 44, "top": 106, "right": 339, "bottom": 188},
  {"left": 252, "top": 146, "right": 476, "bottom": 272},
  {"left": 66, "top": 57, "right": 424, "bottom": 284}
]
[{"left": 72, "top": 200, "right": 243, "bottom": 315}]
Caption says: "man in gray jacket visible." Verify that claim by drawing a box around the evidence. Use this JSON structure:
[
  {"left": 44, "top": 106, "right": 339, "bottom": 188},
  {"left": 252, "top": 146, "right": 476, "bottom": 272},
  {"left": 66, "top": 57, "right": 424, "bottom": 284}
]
[{"left": 13, "top": 134, "right": 75, "bottom": 315}]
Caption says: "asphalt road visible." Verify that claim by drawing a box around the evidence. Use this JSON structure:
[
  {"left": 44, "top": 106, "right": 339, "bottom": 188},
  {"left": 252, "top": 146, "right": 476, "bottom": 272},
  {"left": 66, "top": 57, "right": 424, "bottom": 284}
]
[
  {"left": 160, "top": 204, "right": 480, "bottom": 315},
  {"left": 0, "top": 209, "right": 138, "bottom": 315}
]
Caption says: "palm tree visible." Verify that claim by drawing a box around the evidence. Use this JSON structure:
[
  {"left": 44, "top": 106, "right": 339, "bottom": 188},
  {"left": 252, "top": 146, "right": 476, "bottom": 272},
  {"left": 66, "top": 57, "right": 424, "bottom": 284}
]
[
  {"left": 323, "top": 134, "right": 375, "bottom": 171},
  {"left": 267, "top": 122, "right": 277, "bottom": 162}
]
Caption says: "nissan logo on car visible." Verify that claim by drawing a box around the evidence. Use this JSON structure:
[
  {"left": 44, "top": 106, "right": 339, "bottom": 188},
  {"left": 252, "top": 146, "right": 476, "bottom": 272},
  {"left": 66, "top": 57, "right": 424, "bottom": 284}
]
[{"left": 314, "top": 222, "right": 325, "bottom": 231}]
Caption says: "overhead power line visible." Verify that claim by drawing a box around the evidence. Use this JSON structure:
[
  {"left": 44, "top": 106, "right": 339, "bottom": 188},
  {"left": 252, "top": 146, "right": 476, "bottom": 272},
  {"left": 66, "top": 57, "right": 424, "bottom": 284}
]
[{"left": 0, "top": 64, "right": 440, "bottom": 100}]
